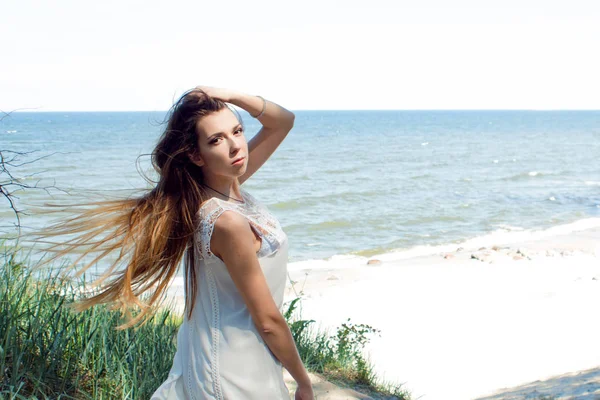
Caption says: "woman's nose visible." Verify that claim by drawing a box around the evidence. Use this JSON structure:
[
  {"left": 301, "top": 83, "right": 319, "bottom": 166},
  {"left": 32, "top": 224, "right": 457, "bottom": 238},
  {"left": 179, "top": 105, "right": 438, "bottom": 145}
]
[{"left": 228, "top": 136, "right": 241, "bottom": 152}]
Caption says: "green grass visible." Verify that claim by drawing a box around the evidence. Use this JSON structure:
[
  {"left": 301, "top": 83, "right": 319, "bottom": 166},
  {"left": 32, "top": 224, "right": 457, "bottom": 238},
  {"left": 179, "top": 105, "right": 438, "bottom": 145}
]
[
  {"left": 0, "top": 243, "right": 410, "bottom": 399},
  {"left": 283, "top": 298, "right": 410, "bottom": 399},
  {"left": 0, "top": 244, "right": 181, "bottom": 399}
]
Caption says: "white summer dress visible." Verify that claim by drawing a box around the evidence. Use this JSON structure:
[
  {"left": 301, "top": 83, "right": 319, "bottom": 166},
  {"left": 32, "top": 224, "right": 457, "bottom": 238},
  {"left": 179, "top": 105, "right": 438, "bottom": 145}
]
[{"left": 150, "top": 188, "right": 290, "bottom": 400}]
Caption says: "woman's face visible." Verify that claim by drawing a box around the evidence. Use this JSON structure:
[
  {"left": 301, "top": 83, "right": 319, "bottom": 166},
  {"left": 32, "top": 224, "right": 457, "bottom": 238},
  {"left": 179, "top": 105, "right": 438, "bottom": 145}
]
[{"left": 193, "top": 108, "right": 248, "bottom": 179}]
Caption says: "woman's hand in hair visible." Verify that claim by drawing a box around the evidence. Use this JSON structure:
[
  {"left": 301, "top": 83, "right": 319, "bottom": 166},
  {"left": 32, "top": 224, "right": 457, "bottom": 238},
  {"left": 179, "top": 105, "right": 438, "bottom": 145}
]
[{"left": 193, "top": 85, "right": 235, "bottom": 102}]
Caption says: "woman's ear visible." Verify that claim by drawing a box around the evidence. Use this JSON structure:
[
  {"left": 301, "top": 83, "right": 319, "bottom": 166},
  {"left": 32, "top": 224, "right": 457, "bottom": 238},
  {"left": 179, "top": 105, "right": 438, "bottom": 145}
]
[{"left": 189, "top": 151, "right": 205, "bottom": 167}]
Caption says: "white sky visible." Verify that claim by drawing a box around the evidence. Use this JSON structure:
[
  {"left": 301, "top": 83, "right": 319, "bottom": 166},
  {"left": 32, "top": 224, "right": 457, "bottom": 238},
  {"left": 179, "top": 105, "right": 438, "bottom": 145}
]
[{"left": 1, "top": 0, "right": 599, "bottom": 111}]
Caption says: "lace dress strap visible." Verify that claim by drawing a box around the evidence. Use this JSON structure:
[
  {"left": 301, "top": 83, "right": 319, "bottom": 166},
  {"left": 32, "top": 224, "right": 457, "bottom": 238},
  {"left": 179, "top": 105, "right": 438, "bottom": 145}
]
[{"left": 195, "top": 189, "right": 286, "bottom": 261}]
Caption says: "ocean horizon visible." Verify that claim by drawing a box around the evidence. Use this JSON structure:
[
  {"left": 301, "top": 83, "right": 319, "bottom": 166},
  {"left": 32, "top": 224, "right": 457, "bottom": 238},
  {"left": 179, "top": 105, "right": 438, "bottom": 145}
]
[{"left": 2, "top": 110, "right": 599, "bottom": 277}]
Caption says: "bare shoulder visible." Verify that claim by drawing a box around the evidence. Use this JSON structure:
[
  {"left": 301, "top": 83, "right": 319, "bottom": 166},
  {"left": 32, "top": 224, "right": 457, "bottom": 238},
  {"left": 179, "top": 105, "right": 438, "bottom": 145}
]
[
  {"left": 210, "top": 209, "right": 281, "bottom": 326},
  {"left": 210, "top": 210, "right": 254, "bottom": 258},
  {"left": 213, "top": 210, "right": 248, "bottom": 234}
]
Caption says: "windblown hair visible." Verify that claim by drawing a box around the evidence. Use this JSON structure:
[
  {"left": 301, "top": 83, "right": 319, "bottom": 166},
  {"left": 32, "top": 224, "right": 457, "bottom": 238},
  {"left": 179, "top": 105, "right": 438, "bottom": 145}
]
[{"left": 23, "top": 88, "right": 239, "bottom": 329}]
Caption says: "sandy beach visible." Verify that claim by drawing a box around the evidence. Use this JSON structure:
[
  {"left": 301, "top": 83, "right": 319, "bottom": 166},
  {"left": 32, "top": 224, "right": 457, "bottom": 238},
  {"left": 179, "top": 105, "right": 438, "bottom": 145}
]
[{"left": 165, "top": 218, "right": 600, "bottom": 399}]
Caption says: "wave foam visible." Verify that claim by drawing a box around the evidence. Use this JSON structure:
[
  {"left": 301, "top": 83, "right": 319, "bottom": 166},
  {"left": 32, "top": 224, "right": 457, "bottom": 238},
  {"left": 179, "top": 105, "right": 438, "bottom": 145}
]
[{"left": 288, "top": 217, "right": 600, "bottom": 270}]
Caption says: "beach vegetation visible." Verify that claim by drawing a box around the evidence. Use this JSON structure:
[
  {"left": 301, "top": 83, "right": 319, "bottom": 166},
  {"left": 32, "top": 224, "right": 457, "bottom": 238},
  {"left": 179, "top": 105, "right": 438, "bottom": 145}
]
[
  {"left": 0, "top": 243, "right": 410, "bottom": 399},
  {"left": 283, "top": 297, "right": 411, "bottom": 399},
  {"left": 0, "top": 244, "right": 181, "bottom": 399}
]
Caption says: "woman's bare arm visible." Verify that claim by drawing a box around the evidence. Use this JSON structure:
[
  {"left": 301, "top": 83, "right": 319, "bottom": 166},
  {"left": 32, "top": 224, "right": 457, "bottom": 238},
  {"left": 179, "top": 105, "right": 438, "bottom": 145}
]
[
  {"left": 226, "top": 91, "right": 295, "bottom": 185},
  {"left": 210, "top": 210, "right": 312, "bottom": 390}
]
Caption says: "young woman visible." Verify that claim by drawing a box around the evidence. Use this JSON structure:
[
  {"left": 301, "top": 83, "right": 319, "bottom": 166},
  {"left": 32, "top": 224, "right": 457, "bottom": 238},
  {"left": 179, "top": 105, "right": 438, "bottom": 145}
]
[{"left": 27, "top": 87, "right": 314, "bottom": 399}]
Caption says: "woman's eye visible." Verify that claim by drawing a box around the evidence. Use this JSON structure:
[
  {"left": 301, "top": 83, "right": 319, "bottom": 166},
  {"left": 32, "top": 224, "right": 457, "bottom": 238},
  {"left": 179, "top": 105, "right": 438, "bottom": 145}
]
[{"left": 211, "top": 129, "right": 242, "bottom": 144}]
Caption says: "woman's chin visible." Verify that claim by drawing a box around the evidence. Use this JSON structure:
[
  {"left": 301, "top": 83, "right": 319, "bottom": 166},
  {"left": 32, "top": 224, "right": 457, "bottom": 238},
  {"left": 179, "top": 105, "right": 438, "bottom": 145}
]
[{"left": 233, "top": 166, "right": 247, "bottom": 176}]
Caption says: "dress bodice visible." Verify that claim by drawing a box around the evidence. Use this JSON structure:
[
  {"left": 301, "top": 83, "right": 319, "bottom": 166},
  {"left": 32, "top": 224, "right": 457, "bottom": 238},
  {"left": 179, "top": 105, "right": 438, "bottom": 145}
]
[
  {"left": 195, "top": 188, "right": 288, "bottom": 261},
  {"left": 150, "top": 188, "right": 291, "bottom": 399}
]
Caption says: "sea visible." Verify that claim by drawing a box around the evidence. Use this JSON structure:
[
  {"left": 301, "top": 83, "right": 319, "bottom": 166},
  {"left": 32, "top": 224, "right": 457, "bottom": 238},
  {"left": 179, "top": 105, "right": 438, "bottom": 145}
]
[{"left": 1, "top": 110, "right": 599, "bottom": 277}]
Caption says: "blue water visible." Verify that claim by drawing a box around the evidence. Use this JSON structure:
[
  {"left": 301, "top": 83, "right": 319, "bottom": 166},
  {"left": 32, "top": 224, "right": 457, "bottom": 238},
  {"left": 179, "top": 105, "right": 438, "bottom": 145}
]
[{"left": 2, "top": 110, "right": 599, "bottom": 268}]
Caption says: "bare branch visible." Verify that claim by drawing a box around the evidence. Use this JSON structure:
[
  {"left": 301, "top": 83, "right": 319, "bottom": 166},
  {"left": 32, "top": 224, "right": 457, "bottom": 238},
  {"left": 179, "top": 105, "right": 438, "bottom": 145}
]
[
  {"left": 0, "top": 106, "right": 43, "bottom": 122},
  {"left": 1, "top": 108, "right": 71, "bottom": 243}
]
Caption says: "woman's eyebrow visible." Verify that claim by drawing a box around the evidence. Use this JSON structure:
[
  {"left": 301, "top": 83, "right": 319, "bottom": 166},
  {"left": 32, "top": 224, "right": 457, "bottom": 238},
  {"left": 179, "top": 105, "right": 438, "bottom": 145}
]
[{"left": 207, "top": 124, "right": 242, "bottom": 140}]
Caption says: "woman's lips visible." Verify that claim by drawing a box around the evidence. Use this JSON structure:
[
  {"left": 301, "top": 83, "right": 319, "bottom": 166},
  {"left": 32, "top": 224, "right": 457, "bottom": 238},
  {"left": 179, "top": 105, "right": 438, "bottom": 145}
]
[{"left": 232, "top": 157, "right": 245, "bottom": 165}]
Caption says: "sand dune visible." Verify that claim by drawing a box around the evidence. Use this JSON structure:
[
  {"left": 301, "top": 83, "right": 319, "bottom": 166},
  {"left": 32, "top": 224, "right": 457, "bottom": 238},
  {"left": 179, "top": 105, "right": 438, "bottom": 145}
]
[
  {"left": 283, "top": 226, "right": 600, "bottom": 400},
  {"left": 475, "top": 366, "right": 600, "bottom": 400},
  {"left": 164, "top": 225, "right": 600, "bottom": 399}
]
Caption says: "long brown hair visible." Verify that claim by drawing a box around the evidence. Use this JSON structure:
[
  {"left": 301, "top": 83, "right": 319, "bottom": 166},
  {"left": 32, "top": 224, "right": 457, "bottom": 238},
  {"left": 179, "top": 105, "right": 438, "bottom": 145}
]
[{"left": 22, "top": 88, "right": 234, "bottom": 329}]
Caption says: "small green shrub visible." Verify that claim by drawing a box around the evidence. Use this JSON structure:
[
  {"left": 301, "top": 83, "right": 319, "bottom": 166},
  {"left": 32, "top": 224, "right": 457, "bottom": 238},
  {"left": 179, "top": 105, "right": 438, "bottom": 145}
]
[{"left": 283, "top": 297, "right": 410, "bottom": 399}]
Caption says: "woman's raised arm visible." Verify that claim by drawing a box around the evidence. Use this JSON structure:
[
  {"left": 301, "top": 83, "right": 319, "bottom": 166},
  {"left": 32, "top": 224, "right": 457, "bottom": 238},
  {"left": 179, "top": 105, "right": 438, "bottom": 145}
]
[{"left": 194, "top": 86, "right": 295, "bottom": 185}]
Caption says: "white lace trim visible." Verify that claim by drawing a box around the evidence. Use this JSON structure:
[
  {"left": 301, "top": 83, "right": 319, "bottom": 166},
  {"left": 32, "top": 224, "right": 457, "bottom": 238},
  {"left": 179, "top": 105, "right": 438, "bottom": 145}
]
[
  {"left": 206, "top": 264, "right": 224, "bottom": 400},
  {"left": 186, "top": 322, "right": 196, "bottom": 400},
  {"left": 196, "top": 188, "right": 286, "bottom": 261}
]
